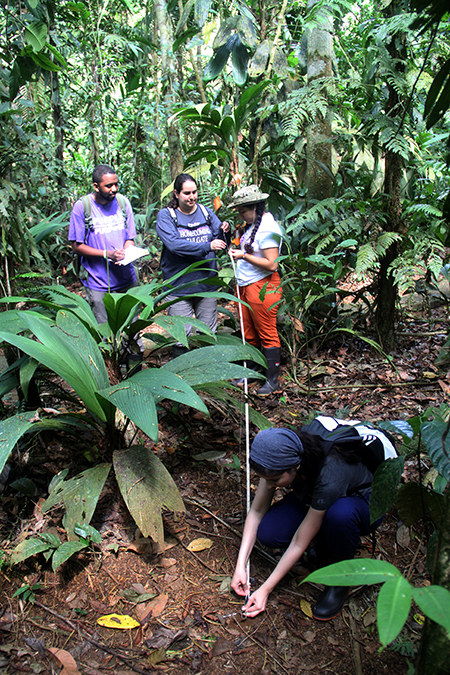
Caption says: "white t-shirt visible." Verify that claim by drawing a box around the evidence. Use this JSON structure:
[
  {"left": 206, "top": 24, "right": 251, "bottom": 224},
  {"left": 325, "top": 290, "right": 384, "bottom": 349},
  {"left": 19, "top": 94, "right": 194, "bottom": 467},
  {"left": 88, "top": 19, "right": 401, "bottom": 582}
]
[{"left": 236, "top": 212, "right": 282, "bottom": 287}]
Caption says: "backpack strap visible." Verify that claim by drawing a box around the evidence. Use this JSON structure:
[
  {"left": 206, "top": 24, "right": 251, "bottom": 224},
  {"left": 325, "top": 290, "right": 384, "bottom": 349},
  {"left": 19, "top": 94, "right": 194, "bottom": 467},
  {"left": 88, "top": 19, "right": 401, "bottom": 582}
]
[
  {"left": 81, "top": 195, "right": 93, "bottom": 242},
  {"left": 116, "top": 193, "right": 128, "bottom": 228},
  {"left": 166, "top": 204, "right": 211, "bottom": 228},
  {"left": 198, "top": 203, "right": 212, "bottom": 226},
  {"left": 83, "top": 193, "right": 128, "bottom": 239},
  {"left": 167, "top": 206, "right": 178, "bottom": 226}
]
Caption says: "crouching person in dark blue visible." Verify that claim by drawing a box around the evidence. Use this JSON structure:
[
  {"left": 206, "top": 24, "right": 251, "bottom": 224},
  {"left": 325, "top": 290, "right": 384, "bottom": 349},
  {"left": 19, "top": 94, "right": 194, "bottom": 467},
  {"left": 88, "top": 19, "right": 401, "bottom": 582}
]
[{"left": 231, "top": 416, "right": 397, "bottom": 620}]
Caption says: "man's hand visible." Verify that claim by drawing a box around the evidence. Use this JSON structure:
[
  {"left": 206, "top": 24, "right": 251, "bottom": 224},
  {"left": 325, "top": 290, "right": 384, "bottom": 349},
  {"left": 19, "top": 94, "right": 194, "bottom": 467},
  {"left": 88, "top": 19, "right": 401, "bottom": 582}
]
[{"left": 108, "top": 248, "right": 125, "bottom": 263}]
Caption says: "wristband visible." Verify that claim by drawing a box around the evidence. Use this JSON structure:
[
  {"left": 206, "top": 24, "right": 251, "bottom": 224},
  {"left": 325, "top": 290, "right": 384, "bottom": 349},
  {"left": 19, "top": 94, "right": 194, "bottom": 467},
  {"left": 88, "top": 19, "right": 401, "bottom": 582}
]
[{"left": 242, "top": 253, "right": 246, "bottom": 260}]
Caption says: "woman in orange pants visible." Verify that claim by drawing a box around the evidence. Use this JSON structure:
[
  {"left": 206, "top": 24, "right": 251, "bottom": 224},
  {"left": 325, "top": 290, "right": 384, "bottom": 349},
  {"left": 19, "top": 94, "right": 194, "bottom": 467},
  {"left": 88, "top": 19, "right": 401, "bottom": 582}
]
[{"left": 229, "top": 185, "right": 283, "bottom": 395}]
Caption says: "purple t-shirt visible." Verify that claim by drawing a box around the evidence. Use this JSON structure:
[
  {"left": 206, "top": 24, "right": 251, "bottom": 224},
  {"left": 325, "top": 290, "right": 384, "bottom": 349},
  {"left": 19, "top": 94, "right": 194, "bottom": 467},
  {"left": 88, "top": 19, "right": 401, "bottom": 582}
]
[{"left": 68, "top": 195, "right": 136, "bottom": 292}]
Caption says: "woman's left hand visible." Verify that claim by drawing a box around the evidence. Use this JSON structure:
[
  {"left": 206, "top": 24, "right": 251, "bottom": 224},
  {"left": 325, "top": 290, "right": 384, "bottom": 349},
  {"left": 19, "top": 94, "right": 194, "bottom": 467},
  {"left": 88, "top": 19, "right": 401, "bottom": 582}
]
[
  {"left": 242, "top": 586, "right": 269, "bottom": 618},
  {"left": 229, "top": 248, "right": 246, "bottom": 260}
]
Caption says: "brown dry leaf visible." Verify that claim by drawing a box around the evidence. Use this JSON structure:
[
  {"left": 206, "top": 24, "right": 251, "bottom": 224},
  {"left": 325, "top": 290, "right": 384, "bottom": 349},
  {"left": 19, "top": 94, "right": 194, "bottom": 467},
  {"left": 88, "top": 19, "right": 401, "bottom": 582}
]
[
  {"left": 90, "top": 600, "right": 111, "bottom": 613},
  {"left": 187, "top": 537, "right": 213, "bottom": 552},
  {"left": 300, "top": 598, "right": 312, "bottom": 618},
  {"left": 144, "top": 627, "right": 188, "bottom": 650},
  {"left": 163, "top": 535, "right": 178, "bottom": 551},
  {"left": 48, "top": 647, "right": 81, "bottom": 675},
  {"left": 439, "top": 379, "right": 450, "bottom": 395},
  {"left": 127, "top": 537, "right": 155, "bottom": 554},
  {"left": 158, "top": 557, "right": 176, "bottom": 568},
  {"left": 302, "top": 630, "right": 316, "bottom": 643},
  {"left": 148, "top": 647, "right": 167, "bottom": 665},
  {"left": 290, "top": 315, "right": 305, "bottom": 334},
  {"left": 135, "top": 593, "right": 168, "bottom": 623},
  {"left": 327, "top": 636, "right": 339, "bottom": 646},
  {"left": 131, "top": 583, "right": 147, "bottom": 595},
  {"left": 396, "top": 524, "right": 410, "bottom": 549},
  {"left": 300, "top": 665, "right": 319, "bottom": 671},
  {"left": 363, "top": 607, "right": 377, "bottom": 627},
  {"left": 0, "top": 611, "right": 16, "bottom": 631},
  {"left": 135, "top": 603, "right": 153, "bottom": 624},
  {"left": 163, "top": 573, "right": 178, "bottom": 584},
  {"left": 210, "top": 636, "right": 232, "bottom": 657}
]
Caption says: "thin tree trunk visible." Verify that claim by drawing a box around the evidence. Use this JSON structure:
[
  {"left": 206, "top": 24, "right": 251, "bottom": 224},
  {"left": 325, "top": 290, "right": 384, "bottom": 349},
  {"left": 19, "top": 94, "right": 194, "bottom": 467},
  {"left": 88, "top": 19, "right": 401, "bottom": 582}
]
[
  {"left": 305, "top": 0, "right": 333, "bottom": 204},
  {"left": 50, "top": 70, "right": 67, "bottom": 211},
  {"left": 154, "top": 0, "right": 183, "bottom": 179},
  {"left": 251, "top": 0, "right": 289, "bottom": 184},
  {"left": 374, "top": 2, "right": 406, "bottom": 351}
]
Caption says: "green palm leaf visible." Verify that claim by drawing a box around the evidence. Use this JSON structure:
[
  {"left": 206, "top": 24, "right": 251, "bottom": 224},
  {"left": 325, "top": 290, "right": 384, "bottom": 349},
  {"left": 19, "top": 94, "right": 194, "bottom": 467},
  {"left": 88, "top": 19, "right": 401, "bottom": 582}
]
[
  {"left": 0, "top": 312, "right": 111, "bottom": 422},
  {"left": 114, "top": 446, "right": 185, "bottom": 543},
  {"left": 0, "top": 413, "right": 35, "bottom": 476}
]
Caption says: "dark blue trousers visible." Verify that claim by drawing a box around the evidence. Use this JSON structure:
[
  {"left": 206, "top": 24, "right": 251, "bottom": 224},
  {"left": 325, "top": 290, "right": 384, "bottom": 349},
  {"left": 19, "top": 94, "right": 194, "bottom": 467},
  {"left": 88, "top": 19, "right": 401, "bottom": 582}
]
[{"left": 257, "top": 491, "right": 378, "bottom": 563}]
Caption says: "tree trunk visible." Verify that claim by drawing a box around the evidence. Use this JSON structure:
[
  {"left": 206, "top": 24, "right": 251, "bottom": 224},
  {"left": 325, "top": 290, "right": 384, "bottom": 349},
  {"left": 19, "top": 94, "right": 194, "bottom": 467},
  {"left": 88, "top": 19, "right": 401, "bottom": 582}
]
[
  {"left": 305, "top": 0, "right": 333, "bottom": 204},
  {"left": 251, "top": 0, "right": 288, "bottom": 184},
  {"left": 50, "top": 70, "right": 67, "bottom": 212},
  {"left": 415, "top": 487, "right": 450, "bottom": 675},
  {"left": 153, "top": 0, "right": 183, "bottom": 179},
  {"left": 373, "top": 1, "right": 406, "bottom": 351}
]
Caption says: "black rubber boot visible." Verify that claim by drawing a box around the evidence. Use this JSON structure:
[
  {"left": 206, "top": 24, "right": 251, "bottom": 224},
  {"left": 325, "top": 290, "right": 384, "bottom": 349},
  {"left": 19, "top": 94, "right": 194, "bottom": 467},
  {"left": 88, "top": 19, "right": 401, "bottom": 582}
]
[
  {"left": 312, "top": 586, "right": 349, "bottom": 621},
  {"left": 172, "top": 345, "right": 189, "bottom": 358},
  {"left": 233, "top": 360, "right": 261, "bottom": 387},
  {"left": 256, "top": 347, "right": 281, "bottom": 396}
]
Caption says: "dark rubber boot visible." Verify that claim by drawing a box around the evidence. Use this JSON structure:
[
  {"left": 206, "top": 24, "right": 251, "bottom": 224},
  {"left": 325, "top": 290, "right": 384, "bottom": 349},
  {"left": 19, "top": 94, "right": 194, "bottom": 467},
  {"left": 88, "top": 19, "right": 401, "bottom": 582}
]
[
  {"left": 232, "top": 360, "right": 261, "bottom": 387},
  {"left": 312, "top": 586, "right": 349, "bottom": 621},
  {"left": 256, "top": 347, "right": 281, "bottom": 396},
  {"left": 172, "top": 345, "right": 189, "bottom": 358}
]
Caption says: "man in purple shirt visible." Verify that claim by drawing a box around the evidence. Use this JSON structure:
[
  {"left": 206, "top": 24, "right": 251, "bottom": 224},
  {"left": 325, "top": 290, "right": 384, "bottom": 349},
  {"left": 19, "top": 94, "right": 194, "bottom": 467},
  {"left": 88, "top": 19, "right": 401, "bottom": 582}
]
[{"left": 69, "top": 165, "right": 137, "bottom": 323}]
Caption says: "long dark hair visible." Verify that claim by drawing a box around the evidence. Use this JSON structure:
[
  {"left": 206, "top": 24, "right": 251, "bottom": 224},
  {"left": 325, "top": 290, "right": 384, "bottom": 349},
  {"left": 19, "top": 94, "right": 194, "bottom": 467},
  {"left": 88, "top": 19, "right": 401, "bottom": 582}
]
[
  {"left": 167, "top": 173, "right": 197, "bottom": 209},
  {"left": 244, "top": 201, "right": 266, "bottom": 254}
]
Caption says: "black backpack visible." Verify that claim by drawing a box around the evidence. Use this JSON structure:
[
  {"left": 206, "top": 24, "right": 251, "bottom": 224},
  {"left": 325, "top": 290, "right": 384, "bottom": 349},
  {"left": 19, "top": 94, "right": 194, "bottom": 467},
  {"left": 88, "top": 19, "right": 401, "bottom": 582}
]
[{"left": 298, "top": 416, "right": 396, "bottom": 475}]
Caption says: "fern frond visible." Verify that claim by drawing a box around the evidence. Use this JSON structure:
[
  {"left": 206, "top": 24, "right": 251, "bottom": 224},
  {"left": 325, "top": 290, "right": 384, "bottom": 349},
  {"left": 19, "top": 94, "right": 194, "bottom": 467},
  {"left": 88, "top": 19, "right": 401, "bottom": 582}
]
[
  {"left": 388, "top": 232, "right": 445, "bottom": 292},
  {"left": 375, "top": 232, "right": 402, "bottom": 255},
  {"left": 404, "top": 203, "right": 443, "bottom": 218},
  {"left": 355, "top": 243, "right": 381, "bottom": 275},
  {"left": 286, "top": 198, "right": 337, "bottom": 236}
]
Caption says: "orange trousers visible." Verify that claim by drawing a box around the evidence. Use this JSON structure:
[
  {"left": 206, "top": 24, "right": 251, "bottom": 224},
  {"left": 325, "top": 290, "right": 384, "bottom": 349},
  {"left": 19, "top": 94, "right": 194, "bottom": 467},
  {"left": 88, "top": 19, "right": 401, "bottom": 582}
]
[{"left": 238, "top": 272, "right": 282, "bottom": 349}]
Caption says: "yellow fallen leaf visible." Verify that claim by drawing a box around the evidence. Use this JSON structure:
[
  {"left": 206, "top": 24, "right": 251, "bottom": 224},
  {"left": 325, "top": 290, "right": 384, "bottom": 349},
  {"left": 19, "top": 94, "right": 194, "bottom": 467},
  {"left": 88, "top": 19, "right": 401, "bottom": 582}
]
[
  {"left": 97, "top": 613, "right": 140, "bottom": 629},
  {"left": 413, "top": 613, "right": 425, "bottom": 625},
  {"left": 423, "top": 371, "right": 438, "bottom": 379},
  {"left": 300, "top": 599, "right": 312, "bottom": 618},
  {"left": 187, "top": 537, "right": 213, "bottom": 552}
]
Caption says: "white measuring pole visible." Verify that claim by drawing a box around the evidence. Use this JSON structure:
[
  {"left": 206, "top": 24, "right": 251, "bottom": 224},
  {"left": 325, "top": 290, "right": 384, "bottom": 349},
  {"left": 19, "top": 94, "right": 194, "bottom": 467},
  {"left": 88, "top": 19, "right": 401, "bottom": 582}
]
[{"left": 229, "top": 252, "right": 251, "bottom": 599}]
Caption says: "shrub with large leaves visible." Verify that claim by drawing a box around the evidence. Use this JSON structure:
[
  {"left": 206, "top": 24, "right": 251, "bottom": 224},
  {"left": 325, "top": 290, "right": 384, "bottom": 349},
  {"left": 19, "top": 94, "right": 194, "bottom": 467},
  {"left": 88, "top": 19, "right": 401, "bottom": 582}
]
[
  {"left": 0, "top": 281, "right": 267, "bottom": 554},
  {"left": 305, "top": 559, "right": 450, "bottom": 647}
]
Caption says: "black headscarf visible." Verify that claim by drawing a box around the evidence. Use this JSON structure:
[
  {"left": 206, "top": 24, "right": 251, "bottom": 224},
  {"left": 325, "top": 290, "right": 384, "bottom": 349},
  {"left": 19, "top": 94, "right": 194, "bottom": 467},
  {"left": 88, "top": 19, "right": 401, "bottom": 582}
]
[{"left": 250, "top": 428, "right": 304, "bottom": 471}]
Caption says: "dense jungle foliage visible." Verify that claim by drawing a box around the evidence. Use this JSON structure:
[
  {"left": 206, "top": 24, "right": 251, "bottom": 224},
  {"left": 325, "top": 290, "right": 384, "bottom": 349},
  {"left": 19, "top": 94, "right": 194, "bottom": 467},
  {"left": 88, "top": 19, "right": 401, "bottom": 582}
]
[{"left": 1, "top": 0, "right": 450, "bottom": 671}]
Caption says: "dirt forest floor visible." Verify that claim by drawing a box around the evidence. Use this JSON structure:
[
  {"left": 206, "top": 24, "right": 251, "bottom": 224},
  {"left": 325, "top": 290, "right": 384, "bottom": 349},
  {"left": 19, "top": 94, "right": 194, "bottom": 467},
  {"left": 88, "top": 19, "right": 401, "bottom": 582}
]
[{"left": 0, "top": 292, "right": 449, "bottom": 675}]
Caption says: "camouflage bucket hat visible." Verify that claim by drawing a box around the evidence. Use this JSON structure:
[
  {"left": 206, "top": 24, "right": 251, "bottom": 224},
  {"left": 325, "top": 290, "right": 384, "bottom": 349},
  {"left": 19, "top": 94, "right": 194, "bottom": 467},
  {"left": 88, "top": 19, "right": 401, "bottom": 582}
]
[{"left": 228, "top": 184, "right": 269, "bottom": 208}]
